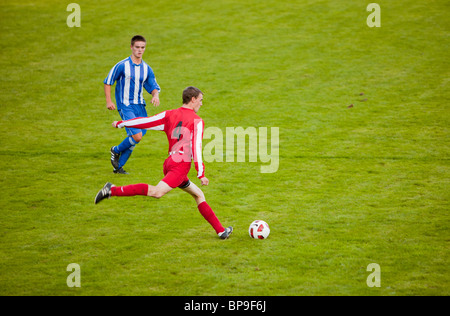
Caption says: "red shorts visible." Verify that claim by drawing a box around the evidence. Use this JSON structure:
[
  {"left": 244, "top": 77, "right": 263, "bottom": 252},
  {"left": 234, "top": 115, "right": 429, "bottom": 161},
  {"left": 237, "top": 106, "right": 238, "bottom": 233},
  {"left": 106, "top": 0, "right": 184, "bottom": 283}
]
[{"left": 162, "top": 156, "right": 191, "bottom": 188}]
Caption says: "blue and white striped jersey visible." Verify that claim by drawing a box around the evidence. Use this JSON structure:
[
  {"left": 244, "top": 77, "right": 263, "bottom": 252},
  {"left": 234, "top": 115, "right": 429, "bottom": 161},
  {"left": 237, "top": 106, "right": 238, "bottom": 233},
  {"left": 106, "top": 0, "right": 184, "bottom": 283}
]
[{"left": 104, "top": 56, "right": 160, "bottom": 109}]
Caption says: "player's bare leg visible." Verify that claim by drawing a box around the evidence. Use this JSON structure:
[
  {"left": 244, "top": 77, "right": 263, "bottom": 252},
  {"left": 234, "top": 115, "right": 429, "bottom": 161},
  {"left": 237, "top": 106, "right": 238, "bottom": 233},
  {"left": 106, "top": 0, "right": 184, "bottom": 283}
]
[
  {"left": 147, "top": 181, "right": 173, "bottom": 199},
  {"left": 181, "top": 181, "right": 205, "bottom": 205},
  {"left": 95, "top": 181, "right": 172, "bottom": 204},
  {"left": 131, "top": 132, "right": 143, "bottom": 143}
]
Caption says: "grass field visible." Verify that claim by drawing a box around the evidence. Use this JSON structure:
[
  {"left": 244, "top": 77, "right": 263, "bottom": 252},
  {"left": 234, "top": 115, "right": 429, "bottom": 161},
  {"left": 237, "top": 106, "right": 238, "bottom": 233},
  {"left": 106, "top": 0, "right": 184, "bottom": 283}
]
[{"left": 0, "top": 0, "right": 449, "bottom": 296}]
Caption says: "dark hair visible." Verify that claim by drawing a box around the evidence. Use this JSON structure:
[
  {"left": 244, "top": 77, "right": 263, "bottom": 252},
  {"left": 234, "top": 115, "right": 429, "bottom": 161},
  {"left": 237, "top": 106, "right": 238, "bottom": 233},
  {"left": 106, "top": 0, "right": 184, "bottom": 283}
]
[
  {"left": 182, "top": 86, "right": 203, "bottom": 104},
  {"left": 131, "top": 35, "right": 146, "bottom": 46}
]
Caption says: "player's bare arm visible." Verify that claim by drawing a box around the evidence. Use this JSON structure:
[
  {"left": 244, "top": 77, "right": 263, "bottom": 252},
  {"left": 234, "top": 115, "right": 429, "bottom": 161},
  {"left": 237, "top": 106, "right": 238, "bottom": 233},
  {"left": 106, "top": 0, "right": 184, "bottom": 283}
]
[
  {"left": 151, "top": 89, "right": 160, "bottom": 107},
  {"left": 104, "top": 84, "right": 116, "bottom": 110}
]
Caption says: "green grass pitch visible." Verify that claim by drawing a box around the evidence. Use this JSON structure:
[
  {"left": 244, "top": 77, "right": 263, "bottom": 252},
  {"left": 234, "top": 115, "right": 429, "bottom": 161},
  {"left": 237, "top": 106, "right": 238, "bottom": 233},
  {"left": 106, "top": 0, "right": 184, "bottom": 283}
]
[{"left": 0, "top": 0, "right": 448, "bottom": 295}]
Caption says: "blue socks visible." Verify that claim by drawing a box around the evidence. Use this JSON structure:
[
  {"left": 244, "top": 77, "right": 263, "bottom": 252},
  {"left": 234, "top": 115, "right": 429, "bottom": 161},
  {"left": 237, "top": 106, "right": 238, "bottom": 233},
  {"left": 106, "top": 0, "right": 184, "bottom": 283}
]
[
  {"left": 114, "top": 136, "right": 136, "bottom": 153},
  {"left": 118, "top": 147, "right": 134, "bottom": 168},
  {"left": 113, "top": 136, "right": 138, "bottom": 168}
]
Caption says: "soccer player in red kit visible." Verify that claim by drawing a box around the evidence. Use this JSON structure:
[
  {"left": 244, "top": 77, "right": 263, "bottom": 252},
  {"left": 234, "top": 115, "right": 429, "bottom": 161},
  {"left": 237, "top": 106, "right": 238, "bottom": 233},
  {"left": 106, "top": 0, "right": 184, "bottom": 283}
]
[{"left": 94, "top": 86, "right": 233, "bottom": 239}]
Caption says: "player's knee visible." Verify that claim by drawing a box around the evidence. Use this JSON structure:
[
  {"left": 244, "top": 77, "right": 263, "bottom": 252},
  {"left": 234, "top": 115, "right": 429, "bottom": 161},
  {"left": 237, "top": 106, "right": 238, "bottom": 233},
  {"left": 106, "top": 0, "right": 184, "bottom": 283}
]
[
  {"left": 194, "top": 191, "right": 205, "bottom": 204},
  {"left": 153, "top": 188, "right": 167, "bottom": 199},
  {"left": 198, "top": 191, "right": 205, "bottom": 201},
  {"left": 132, "top": 133, "right": 143, "bottom": 143},
  {"left": 147, "top": 187, "right": 163, "bottom": 199}
]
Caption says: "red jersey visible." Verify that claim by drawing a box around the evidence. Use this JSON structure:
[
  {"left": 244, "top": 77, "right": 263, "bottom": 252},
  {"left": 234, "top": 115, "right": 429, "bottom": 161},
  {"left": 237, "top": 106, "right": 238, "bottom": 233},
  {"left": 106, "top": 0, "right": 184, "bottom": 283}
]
[{"left": 115, "top": 107, "right": 205, "bottom": 179}]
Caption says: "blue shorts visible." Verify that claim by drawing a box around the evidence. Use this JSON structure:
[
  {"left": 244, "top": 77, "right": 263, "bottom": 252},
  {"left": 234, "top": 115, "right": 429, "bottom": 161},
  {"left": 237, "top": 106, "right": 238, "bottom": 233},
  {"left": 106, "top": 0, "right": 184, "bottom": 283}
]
[{"left": 118, "top": 104, "right": 148, "bottom": 137}]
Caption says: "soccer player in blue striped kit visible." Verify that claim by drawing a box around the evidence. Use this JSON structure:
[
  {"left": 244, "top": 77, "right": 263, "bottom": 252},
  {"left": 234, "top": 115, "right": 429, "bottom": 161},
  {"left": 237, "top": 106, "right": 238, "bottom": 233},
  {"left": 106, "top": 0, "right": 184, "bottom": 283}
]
[{"left": 104, "top": 35, "right": 161, "bottom": 174}]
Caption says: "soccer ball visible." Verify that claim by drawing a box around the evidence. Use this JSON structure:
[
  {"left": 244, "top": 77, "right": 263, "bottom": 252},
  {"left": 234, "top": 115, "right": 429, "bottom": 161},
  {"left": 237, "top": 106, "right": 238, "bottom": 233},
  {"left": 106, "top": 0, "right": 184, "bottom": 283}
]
[{"left": 249, "top": 220, "right": 270, "bottom": 239}]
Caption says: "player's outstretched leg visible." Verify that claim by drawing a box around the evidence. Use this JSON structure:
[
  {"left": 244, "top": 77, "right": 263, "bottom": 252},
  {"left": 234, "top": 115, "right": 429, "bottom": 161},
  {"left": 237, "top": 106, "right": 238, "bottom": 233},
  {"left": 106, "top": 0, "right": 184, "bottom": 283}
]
[{"left": 96, "top": 182, "right": 172, "bottom": 200}]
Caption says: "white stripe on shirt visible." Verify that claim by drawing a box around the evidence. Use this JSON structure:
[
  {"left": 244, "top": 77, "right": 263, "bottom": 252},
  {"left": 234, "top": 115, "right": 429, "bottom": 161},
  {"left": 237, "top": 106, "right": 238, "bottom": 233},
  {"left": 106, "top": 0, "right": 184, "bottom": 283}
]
[
  {"left": 147, "top": 124, "right": 165, "bottom": 131},
  {"left": 106, "top": 67, "right": 114, "bottom": 85},
  {"left": 118, "top": 111, "right": 166, "bottom": 129},
  {"left": 106, "top": 58, "right": 127, "bottom": 85},
  {"left": 133, "top": 65, "right": 140, "bottom": 104},
  {"left": 195, "top": 120, "right": 204, "bottom": 178},
  {"left": 123, "top": 61, "right": 131, "bottom": 106}
]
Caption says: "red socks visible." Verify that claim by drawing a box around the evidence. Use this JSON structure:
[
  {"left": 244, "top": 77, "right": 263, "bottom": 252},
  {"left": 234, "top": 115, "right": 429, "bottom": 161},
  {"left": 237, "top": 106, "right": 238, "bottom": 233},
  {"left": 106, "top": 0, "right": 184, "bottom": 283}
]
[
  {"left": 111, "top": 183, "right": 149, "bottom": 196},
  {"left": 198, "top": 201, "right": 225, "bottom": 234}
]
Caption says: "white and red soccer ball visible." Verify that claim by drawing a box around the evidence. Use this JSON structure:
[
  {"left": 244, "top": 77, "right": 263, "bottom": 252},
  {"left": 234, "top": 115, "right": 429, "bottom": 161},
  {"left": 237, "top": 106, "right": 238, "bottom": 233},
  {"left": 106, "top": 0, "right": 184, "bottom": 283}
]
[{"left": 248, "top": 220, "right": 270, "bottom": 239}]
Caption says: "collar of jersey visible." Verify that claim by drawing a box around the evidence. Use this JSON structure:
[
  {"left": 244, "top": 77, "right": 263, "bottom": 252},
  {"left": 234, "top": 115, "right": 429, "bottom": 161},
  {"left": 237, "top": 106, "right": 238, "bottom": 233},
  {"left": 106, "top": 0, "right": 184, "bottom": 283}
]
[{"left": 128, "top": 56, "right": 143, "bottom": 66}]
